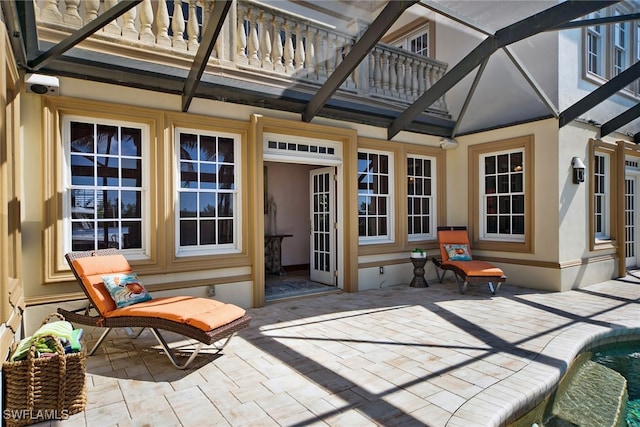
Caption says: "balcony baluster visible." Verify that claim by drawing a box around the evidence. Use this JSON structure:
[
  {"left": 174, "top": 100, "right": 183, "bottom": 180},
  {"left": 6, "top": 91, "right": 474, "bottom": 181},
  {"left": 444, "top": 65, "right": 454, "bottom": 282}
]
[
  {"left": 260, "top": 12, "right": 273, "bottom": 70},
  {"left": 84, "top": 0, "right": 99, "bottom": 23},
  {"left": 248, "top": 9, "right": 261, "bottom": 66},
  {"left": 186, "top": 0, "right": 199, "bottom": 51},
  {"left": 271, "top": 17, "right": 284, "bottom": 73},
  {"left": 122, "top": 2, "right": 138, "bottom": 40},
  {"left": 103, "top": 0, "right": 121, "bottom": 35},
  {"left": 64, "top": 0, "right": 83, "bottom": 27},
  {"left": 294, "top": 24, "right": 305, "bottom": 71},
  {"left": 156, "top": 0, "right": 171, "bottom": 46},
  {"left": 41, "top": 0, "right": 63, "bottom": 23},
  {"left": 138, "top": 0, "right": 155, "bottom": 44},
  {"left": 171, "top": 0, "right": 187, "bottom": 50},
  {"left": 305, "top": 27, "right": 316, "bottom": 80},
  {"left": 236, "top": 4, "right": 248, "bottom": 64}
]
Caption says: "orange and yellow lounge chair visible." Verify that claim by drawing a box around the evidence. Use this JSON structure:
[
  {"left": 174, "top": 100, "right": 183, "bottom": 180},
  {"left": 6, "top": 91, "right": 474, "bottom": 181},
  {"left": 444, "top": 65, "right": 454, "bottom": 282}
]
[
  {"left": 434, "top": 226, "right": 506, "bottom": 295},
  {"left": 58, "top": 249, "right": 251, "bottom": 369}
]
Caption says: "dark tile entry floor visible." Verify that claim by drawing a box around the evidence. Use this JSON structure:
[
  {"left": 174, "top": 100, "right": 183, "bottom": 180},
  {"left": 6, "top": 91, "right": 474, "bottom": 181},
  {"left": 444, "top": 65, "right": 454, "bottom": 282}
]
[{"left": 265, "top": 269, "right": 338, "bottom": 302}]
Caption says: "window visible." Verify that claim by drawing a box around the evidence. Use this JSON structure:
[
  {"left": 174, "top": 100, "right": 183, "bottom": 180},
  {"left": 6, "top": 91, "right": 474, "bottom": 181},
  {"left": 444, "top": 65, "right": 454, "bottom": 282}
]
[
  {"left": 586, "top": 11, "right": 604, "bottom": 76},
  {"left": 358, "top": 150, "right": 393, "bottom": 243},
  {"left": 584, "top": 6, "right": 637, "bottom": 85},
  {"left": 480, "top": 150, "right": 525, "bottom": 241},
  {"left": 613, "top": 9, "right": 629, "bottom": 77},
  {"left": 66, "top": 118, "right": 146, "bottom": 253},
  {"left": 594, "top": 153, "right": 610, "bottom": 240},
  {"left": 471, "top": 137, "right": 532, "bottom": 253},
  {"left": 407, "top": 155, "right": 436, "bottom": 240},
  {"left": 176, "top": 128, "right": 240, "bottom": 255},
  {"left": 395, "top": 27, "right": 429, "bottom": 57},
  {"left": 590, "top": 139, "right": 618, "bottom": 250}
]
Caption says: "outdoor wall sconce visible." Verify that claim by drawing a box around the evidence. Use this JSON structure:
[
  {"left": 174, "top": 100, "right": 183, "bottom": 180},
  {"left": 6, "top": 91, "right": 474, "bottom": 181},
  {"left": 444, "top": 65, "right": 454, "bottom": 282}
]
[{"left": 572, "top": 157, "right": 586, "bottom": 184}]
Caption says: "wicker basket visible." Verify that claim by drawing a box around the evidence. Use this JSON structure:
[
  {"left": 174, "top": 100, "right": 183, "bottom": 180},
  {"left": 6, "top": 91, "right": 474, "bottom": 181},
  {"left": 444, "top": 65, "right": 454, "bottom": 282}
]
[{"left": 2, "top": 314, "right": 87, "bottom": 427}]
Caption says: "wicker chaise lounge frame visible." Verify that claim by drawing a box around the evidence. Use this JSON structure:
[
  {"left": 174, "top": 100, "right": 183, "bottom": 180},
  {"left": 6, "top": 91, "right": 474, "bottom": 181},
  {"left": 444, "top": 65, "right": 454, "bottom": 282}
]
[
  {"left": 58, "top": 249, "right": 251, "bottom": 369},
  {"left": 434, "top": 226, "right": 506, "bottom": 295}
]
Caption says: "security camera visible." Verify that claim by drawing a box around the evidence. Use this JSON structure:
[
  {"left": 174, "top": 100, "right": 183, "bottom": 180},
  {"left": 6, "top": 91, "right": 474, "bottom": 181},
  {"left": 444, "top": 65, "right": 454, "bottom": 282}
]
[
  {"left": 25, "top": 74, "right": 59, "bottom": 95},
  {"left": 439, "top": 137, "right": 458, "bottom": 150}
]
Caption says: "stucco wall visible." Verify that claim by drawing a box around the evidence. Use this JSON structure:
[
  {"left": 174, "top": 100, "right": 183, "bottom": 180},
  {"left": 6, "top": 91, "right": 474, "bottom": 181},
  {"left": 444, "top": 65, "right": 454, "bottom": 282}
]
[{"left": 264, "top": 162, "right": 315, "bottom": 267}]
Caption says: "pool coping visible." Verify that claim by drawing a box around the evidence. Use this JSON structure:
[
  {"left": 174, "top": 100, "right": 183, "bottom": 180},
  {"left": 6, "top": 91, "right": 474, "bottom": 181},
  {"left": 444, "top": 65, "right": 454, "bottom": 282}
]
[{"left": 447, "top": 319, "right": 640, "bottom": 426}]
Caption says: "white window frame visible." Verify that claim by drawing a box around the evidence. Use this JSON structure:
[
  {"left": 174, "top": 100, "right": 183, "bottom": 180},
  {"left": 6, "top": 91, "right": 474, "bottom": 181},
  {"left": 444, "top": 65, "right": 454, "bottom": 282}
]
[
  {"left": 613, "top": 8, "right": 630, "bottom": 77},
  {"left": 62, "top": 115, "right": 150, "bottom": 258},
  {"left": 586, "top": 11, "right": 605, "bottom": 77},
  {"left": 357, "top": 149, "right": 394, "bottom": 244},
  {"left": 395, "top": 26, "right": 429, "bottom": 57},
  {"left": 174, "top": 127, "right": 242, "bottom": 257},
  {"left": 479, "top": 148, "right": 525, "bottom": 243},
  {"left": 407, "top": 154, "right": 436, "bottom": 241},
  {"left": 594, "top": 152, "right": 610, "bottom": 241}
]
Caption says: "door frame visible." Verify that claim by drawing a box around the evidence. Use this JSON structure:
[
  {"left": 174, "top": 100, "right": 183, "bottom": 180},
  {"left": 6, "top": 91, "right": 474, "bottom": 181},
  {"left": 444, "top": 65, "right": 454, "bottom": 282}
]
[
  {"left": 251, "top": 115, "right": 358, "bottom": 307},
  {"left": 624, "top": 171, "right": 640, "bottom": 268}
]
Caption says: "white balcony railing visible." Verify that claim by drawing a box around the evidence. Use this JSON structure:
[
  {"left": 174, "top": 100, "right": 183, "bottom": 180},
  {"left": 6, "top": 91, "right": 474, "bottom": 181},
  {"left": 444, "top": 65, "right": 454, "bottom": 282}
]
[{"left": 34, "top": 0, "right": 449, "bottom": 115}]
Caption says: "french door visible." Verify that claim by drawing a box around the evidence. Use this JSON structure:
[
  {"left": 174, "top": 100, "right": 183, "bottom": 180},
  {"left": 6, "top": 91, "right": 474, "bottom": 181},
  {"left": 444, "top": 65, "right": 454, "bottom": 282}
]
[
  {"left": 309, "top": 167, "right": 336, "bottom": 285},
  {"left": 625, "top": 175, "right": 639, "bottom": 268}
]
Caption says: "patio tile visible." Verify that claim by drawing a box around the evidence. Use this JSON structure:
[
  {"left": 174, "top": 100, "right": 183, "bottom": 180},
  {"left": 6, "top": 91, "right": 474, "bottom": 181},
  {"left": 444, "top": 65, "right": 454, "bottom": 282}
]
[{"left": 22, "top": 275, "right": 640, "bottom": 427}]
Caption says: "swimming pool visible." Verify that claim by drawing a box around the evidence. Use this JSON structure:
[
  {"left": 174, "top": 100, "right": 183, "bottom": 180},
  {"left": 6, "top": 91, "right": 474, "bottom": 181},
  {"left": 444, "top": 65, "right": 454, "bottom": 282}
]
[
  {"left": 592, "top": 340, "right": 640, "bottom": 426},
  {"left": 509, "top": 338, "right": 640, "bottom": 427}
]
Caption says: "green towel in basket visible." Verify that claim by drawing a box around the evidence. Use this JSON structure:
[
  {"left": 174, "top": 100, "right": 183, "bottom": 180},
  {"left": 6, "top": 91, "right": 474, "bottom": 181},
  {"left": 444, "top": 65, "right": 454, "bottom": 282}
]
[{"left": 10, "top": 320, "right": 80, "bottom": 361}]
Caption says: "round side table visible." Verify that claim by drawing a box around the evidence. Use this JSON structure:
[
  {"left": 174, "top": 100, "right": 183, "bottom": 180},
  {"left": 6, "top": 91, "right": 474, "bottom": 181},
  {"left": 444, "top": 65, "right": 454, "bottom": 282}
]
[{"left": 409, "top": 256, "right": 429, "bottom": 288}]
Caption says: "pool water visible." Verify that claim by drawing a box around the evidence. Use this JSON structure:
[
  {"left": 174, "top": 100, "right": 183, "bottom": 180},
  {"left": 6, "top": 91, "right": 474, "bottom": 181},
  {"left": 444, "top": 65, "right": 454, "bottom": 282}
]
[
  {"left": 508, "top": 339, "right": 640, "bottom": 427},
  {"left": 592, "top": 340, "right": 640, "bottom": 426}
]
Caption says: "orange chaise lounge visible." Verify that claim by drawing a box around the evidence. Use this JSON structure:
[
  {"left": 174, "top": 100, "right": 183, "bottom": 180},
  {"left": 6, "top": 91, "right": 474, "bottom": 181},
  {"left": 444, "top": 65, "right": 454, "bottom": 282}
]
[
  {"left": 434, "top": 226, "right": 506, "bottom": 295},
  {"left": 58, "top": 249, "right": 251, "bottom": 369}
]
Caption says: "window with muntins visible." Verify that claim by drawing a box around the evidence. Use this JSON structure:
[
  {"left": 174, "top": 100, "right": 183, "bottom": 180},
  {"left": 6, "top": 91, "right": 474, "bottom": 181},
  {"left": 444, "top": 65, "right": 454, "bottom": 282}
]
[
  {"left": 358, "top": 150, "right": 392, "bottom": 242},
  {"left": 613, "top": 9, "right": 629, "bottom": 77},
  {"left": 396, "top": 27, "right": 430, "bottom": 57},
  {"left": 66, "top": 119, "right": 145, "bottom": 252},
  {"left": 584, "top": 6, "right": 639, "bottom": 86},
  {"left": 594, "top": 153, "right": 610, "bottom": 239},
  {"left": 407, "top": 155, "right": 436, "bottom": 240},
  {"left": 409, "top": 32, "right": 429, "bottom": 56},
  {"left": 587, "top": 11, "right": 604, "bottom": 77},
  {"left": 480, "top": 150, "right": 525, "bottom": 241},
  {"left": 176, "top": 129, "right": 240, "bottom": 255}
]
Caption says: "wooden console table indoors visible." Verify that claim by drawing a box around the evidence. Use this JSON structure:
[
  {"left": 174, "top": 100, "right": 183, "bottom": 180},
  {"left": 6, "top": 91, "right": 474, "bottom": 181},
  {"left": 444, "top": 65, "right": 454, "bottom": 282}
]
[{"left": 265, "top": 234, "right": 292, "bottom": 275}]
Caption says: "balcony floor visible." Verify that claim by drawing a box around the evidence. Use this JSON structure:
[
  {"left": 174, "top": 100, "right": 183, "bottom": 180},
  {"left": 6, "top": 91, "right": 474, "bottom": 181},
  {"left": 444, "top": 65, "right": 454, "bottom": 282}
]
[{"left": 25, "top": 273, "right": 640, "bottom": 427}]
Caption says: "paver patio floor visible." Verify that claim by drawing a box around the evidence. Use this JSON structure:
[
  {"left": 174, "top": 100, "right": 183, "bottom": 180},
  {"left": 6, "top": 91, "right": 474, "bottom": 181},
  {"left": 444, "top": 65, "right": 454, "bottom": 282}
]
[{"left": 27, "top": 275, "right": 639, "bottom": 427}]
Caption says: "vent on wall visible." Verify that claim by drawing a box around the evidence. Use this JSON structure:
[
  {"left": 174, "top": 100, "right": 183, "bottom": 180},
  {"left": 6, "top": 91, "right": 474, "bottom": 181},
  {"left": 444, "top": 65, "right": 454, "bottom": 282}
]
[{"left": 25, "top": 74, "right": 59, "bottom": 96}]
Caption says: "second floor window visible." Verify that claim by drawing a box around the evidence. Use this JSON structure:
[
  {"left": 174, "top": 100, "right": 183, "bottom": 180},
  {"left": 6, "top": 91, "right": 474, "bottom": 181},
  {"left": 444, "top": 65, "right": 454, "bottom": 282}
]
[
  {"left": 66, "top": 119, "right": 145, "bottom": 253},
  {"left": 393, "top": 25, "right": 430, "bottom": 57},
  {"left": 481, "top": 150, "right": 525, "bottom": 241},
  {"left": 358, "top": 150, "right": 393, "bottom": 243},
  {"left": 176, "top": 129, "right": 240, "bottom": 255},
  {"left": 587, "top": 11, "right": 604, "bottom": 76},
  {"left": 584, "top": 6, "right": 637, "bottom": 89},
  {"left": 407, "top": 155, "right": 436, "bottom": 240},
  {"left": 613, "top": 9, "right": 629, "bottom": 77}
]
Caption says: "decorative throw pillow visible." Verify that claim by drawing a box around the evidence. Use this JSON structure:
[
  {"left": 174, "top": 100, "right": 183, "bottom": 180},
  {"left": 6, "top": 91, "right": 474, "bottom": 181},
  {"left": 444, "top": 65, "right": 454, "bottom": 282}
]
[
  {"left": 444, "top": 244, "right": 472, "bottom": 261},
  {"left": 102, "top": 272, "right": 152, "bottom": 308}
]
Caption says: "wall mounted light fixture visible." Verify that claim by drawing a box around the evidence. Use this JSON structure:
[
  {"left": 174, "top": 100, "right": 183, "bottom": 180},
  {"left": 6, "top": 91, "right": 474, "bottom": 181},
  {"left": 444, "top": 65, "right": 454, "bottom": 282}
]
[{"left": 572, "top": 157, "right": 586, "bottom": 184}]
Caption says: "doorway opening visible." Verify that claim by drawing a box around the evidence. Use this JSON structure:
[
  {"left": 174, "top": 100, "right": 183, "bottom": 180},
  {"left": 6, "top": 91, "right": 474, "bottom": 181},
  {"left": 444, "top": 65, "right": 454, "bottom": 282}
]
[{"left": 263, "top": 161, "right": 341, "bottom": 302}]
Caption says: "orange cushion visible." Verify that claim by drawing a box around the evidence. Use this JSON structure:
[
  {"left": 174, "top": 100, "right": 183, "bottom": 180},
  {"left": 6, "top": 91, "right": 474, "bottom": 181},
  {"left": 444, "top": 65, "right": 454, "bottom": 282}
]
[
  {"left": 72, "top": 255, "right": 133, "bottom": 315},
  {"left": 442, "top": 260, "right": 504, "bottom": 277},
  {"left": 104, "top": 296, "right": 246, "bottom": 332},
  {"left": 438, "top": 229, "right": 472, "bottom": 261}
]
